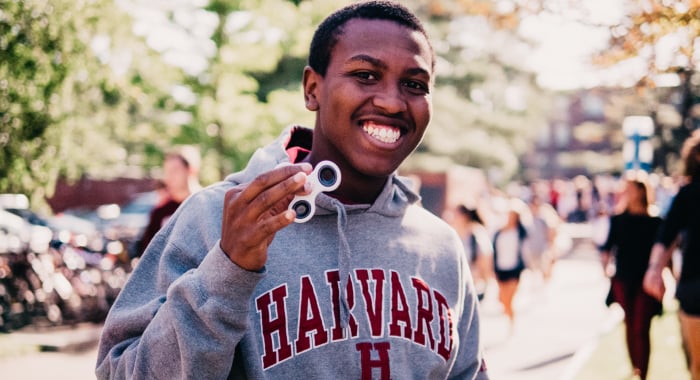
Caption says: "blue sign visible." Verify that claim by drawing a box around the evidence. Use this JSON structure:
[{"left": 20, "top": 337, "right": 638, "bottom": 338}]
[{"left": 622, "top": 116, "right": 654, "bottom": 173}]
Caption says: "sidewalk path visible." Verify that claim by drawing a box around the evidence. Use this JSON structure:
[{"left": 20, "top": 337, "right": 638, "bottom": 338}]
[
  {"left": 479, "top": 240, "right": 621, "bottom": 380},
  {"left": 0, "top": 323, "right": 101, "bottom": 380}
]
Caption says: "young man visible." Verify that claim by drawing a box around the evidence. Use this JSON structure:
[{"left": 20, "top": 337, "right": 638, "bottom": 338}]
[
  {"left": 136, "top": 146, "right": 202, "bottom": 257},
  {"left": 96, "top": 2, "right": 488, "bottom": 379}
]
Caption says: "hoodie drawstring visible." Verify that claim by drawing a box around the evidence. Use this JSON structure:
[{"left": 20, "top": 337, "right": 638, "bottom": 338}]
[{"left": 331, "top": 198, "right": 351, "bottom": 329}]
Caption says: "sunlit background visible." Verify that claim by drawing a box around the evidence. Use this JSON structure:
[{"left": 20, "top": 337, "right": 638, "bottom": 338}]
[{"left": 2, "top": 0, "right": 699, "bottom": 213}]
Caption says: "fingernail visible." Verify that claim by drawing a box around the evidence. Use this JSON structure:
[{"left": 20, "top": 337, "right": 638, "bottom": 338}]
[
  {"left": 293, "top": 172, "right": 306, "bottom": 183},
  {"left": 285, "top": 210, "right": 295, "bottom": 221},
  {"left": 304, "top": 182, "right": 312, "bottom": 192},
  {"left": 299, "top": 163, "right": 312, "bottom": 172}
]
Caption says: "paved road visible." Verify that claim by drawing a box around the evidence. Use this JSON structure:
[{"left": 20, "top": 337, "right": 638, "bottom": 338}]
[
  {"left": 0, "top": 346, "right": 98, "bottom": 380},
  {"left": 0, "top": 238, "right": 615, "bottom": 380},
  {"left": 0, "top": 323, "right": 101, "bottom": 380},
  {"left": 480, "top": 240, "right": 621, "bottom": 380}
]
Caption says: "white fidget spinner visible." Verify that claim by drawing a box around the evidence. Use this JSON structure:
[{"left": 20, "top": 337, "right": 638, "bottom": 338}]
[{"left": 288, "top": 160, "right": 341, "bottom": 223}]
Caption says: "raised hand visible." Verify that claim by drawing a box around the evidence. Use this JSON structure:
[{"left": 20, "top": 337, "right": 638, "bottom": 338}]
[{"left": 220, "top": 163, "right": 312, "bottom": 271}]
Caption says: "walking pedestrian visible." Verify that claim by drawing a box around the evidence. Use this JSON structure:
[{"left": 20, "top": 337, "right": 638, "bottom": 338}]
[
  {"left": 451, "top": 204, "right": 494, "bottom": 301},
  {"left": 591, "top": 202, "right": 611, "bottom": 250},
  {"left": 644, "top": 130, "right": 700, "bottom": 380},
  {"left": 492, "top": 199, "right": 528, "bottom": 326},
  {"left": 600, "top": 177, "right": 662, "bottom": 380},
  {"left": 135, "top": 146, "right": 201, "bottom": 258},
  {"left": 524, "top": 196, "right": 560, "bottom": 282},
  {"left": 95, "top": 2, "right": 488, "bottom": 379}
]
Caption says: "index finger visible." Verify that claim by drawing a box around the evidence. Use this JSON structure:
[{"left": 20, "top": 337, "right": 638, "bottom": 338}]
[{"left": 238, "top": 162, "right": 312, "bottom": 204}]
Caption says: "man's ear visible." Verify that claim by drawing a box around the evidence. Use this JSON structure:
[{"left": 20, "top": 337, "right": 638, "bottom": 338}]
[{"left": 303, "top": 66, "right": 320, "bottom": 111}]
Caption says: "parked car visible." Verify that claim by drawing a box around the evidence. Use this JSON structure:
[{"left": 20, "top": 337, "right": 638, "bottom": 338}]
[
  {"left": 63, "top": 191, "right": 160, "bottom": 259},
  {"left": 100, "top": 191, "right": 159, "bottom": 241}
]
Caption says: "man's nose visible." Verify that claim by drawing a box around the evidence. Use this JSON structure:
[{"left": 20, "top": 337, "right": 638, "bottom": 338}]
[{"left": 371, "top": 83, "right": 407, "bottom": 114}]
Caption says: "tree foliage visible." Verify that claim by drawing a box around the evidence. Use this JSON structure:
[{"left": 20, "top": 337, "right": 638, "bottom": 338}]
[
  {"left": 2, "top": 0, "right": 558, "bottom": 210},
  {"left": 594, "top": 1, "right": 700, "bottom": 75},
  {"left": 183, "top": 0, "right": 344, "bottom": 181},
  {"left": 1, "top": 0, "right": 70, "bottom": 203},
  {"left": 1, "top": 0, "right": 182, "bottom": 210},
  {"left": 118, "top": 0, "right": 550, "bottom": 184},
  {"left": 592, "top": 0, "right": 700, "bottom": 173},
  {"left": 400, "top": 0, "right": 552, "bottom": 181}
]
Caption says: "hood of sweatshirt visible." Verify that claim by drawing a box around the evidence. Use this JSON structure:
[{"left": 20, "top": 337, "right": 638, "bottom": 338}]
[{"left": 223, "top": 125, "right": 422, "bottom": 327}]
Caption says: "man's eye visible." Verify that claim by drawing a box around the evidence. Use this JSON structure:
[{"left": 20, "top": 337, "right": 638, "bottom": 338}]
[
  {"left": 403, "top": 80, "right": 429, "bottom": 93},
  {"left": 355, "top": 72, "right": 377, "bottom": 81}
]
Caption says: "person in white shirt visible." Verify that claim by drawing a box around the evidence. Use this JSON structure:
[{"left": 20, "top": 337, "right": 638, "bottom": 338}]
[{"left": 492, "top": 200, "right": 528, "bottom": 325}]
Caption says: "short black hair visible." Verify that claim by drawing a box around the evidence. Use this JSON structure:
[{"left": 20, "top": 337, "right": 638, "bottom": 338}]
[{"left": 308, "top": 1, "right": 434, "bottom": 76}]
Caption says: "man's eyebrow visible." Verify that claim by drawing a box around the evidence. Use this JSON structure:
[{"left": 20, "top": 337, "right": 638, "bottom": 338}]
[
  {"left": 405, "top": 67, "right": 431, "bottom": 78},
  {"left": 346, "top": 54, "right": 431, "bottom": 77},
  {"left": 346, "top": 54, "right": 387, "bottom": 69}
]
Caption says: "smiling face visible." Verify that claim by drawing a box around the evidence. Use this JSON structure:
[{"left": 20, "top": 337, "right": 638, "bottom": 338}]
[{"left": 302, "top": 18, "right": 433, "bottom": 199}]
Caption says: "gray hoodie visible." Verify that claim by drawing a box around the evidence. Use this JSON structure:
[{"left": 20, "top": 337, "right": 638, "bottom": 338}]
[{"left": 96, "top": 126, "right": 488, "bottom": 379}]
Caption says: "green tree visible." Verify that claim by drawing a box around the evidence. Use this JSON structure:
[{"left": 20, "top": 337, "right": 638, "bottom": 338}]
[
  {"left": 0, "top": 0, "right": 71, "bottom": 203},
  {"left": 593, "top": 0, "right": 700, "bottom": 173},
  {"left": 1, "top": 0, "right": 184, "bottom": 210},
  {"left": 175, "top": 0, "right": 344, "bottom": 182},
  {"left": 401, "top": 0, "right": 553, "bottom": 183},
  {"left": 1, "top": 0, "right": 556, "bottom": 210},
  {"left": 158, "top": 0, "right": 551, "bottom": 184}
]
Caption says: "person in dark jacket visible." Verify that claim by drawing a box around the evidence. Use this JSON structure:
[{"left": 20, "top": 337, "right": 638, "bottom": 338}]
[
  {"left": 645, "top": 130, "right": 700, "bottom": 380},
  {"left": 601, "top": 177, "right": 662, "bottom": 380}
]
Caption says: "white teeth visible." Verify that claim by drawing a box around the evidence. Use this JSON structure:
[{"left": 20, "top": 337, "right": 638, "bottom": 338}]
[{"left": 363, "top": 124, "right": 400, "bottom": 144}]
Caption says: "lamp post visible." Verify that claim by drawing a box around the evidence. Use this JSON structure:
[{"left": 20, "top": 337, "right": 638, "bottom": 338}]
[{"left": 622, "top": 115, "right": 654, "bottom": 174}]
